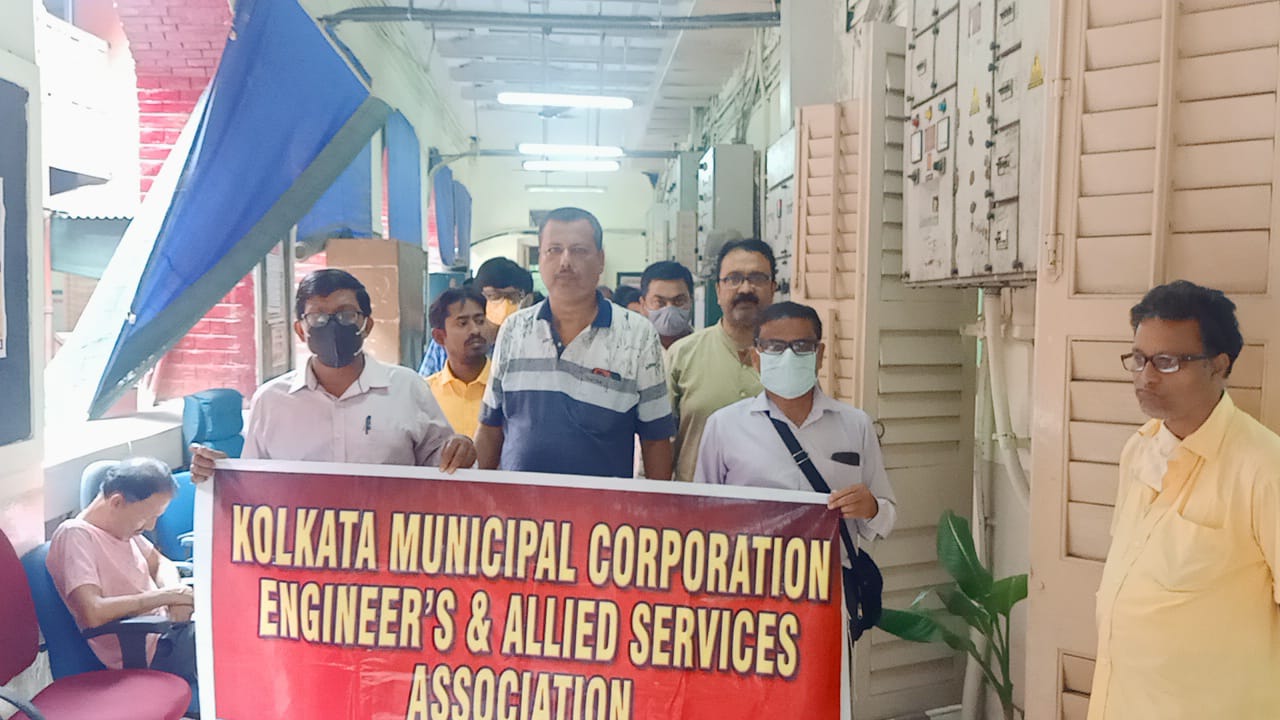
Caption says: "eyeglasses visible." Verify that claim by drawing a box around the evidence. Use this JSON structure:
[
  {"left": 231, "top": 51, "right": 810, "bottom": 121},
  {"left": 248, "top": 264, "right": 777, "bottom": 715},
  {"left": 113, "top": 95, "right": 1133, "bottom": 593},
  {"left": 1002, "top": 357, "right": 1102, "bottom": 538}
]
[
  {"left": 1120, "top": 351, "right": 1213, "bottom": 374},
  {"left": 645, "top": 294, "right": 691, "bottom": 310},
  {"left": 482, "top": 289, "right": 524, "bottom": 303},
  {"left": 302, "top": 310, "right": 365, "bottom": 328},
  {"left": 719, "top": 272, "right": 772, "bottom": 288},
  {"left": 755, "top": 338, "right": 819, "bottom": 355}
]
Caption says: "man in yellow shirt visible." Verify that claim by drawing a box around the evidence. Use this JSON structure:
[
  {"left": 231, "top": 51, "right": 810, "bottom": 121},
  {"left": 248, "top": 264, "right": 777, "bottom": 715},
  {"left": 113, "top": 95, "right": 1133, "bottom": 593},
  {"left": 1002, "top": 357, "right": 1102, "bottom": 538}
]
[
  {"left": 425, "top": 287, "right": 490, "bottom": 438},
  {"left": 1090, "top": 280, "right": 1280, "bottom": 719}
]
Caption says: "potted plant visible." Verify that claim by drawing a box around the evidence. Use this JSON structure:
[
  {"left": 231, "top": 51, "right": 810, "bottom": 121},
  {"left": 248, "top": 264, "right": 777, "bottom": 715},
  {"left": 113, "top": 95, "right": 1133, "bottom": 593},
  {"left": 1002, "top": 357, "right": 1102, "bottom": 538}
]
[{"left": 877, "top": 510, "right": 1027, "bottom": 720}]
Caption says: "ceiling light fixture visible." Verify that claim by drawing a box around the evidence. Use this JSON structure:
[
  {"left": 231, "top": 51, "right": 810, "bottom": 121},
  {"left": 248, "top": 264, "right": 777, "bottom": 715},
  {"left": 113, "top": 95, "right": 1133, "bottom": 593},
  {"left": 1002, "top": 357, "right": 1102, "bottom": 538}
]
[
  {"left": 517, "top": 143, "right": 624, "bottom": 158},
  {"left": 526, "top": 185, "right": 608, "bottom": 194},
  {"left": 498, "top": 92, "right": 634, "bottom": 110},
  {"left": 522, "top": 160, "right": 620, "bottom": 173}
]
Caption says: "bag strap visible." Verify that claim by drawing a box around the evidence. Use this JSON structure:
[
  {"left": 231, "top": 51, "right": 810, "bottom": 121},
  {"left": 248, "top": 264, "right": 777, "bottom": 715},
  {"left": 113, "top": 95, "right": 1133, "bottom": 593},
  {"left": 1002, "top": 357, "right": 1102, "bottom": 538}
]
[{"left": 768, "top": 418, "right": 860, "bottom": 565}]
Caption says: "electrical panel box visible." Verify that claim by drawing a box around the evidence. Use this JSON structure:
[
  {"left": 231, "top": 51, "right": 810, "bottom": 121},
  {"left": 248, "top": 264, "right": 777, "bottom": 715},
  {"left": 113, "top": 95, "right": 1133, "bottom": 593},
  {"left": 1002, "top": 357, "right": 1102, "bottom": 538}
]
[
  {"left": 696, "top": 144, "right": 758, "bottom": 277},
  {"left": 902, "top": 0, "right": 1046, "bottom": 286},
  {"left": 661, "top": 151, "right": 702, "bottom": 272},
  {"left": 765, "top": 127, "right": 796, "bottom": 298}
]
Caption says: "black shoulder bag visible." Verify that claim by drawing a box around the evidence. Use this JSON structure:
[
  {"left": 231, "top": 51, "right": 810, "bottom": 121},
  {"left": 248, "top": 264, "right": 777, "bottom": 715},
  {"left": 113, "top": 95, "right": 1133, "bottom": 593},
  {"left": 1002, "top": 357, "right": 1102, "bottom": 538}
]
[{"left": 769, "top": 418, "right": 883, "bottom": 641}]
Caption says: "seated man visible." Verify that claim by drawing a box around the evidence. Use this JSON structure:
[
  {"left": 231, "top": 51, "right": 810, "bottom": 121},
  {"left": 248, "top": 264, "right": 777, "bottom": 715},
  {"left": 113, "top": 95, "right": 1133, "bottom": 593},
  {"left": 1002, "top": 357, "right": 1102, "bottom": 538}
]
[{"left": 47, "top": 457, "right": 196, "bottom": 686}]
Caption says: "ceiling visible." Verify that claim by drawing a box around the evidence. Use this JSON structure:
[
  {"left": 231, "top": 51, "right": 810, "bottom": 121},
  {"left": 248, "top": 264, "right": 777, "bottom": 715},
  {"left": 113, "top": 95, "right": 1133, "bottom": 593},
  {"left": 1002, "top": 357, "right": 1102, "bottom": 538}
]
[{"left": 309, "top": 0, "right": 779, "bottom": 157}]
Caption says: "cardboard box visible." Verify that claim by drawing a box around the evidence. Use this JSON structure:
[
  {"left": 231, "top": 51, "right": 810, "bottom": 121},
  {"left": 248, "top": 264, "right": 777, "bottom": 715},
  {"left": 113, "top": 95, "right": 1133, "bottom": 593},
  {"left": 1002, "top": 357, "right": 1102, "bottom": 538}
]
[{"left": 324, "top": 238, "right": 427, "bottom": 369}]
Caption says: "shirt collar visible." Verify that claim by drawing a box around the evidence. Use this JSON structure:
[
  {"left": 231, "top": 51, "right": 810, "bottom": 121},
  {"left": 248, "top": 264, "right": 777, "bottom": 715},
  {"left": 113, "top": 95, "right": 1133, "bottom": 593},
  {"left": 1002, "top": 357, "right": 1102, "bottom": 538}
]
[
  {"left": 1137, "top": 391, "right": 1236, "bottom": 460},
  {"left": 748, "top": 387, "right": 841, "bottom": 427},
  {"left": 441, "top": 358, "right": 491, "bottom": 387},
  {"left": 536, "top": 292, "right": 613, "bottom": 328},
  {"left": 290, "top": 354, "right": 390, "bottom": 396}
]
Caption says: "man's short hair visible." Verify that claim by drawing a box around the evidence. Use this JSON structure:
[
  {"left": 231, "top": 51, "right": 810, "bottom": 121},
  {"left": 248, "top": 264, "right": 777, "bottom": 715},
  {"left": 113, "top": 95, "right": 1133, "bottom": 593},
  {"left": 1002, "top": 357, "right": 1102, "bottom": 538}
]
[
  {"left": 613, "top": 286, "right": 642, "bottom": 308},
  {"left": 640, "top": 261, "right": 694, "bottom": 297},
  {"left": 756, "top": 301, "right": 823, "bottom": 342},
  {"left": 715, "top": 238, "right": 777, "bottom": 280},
  {"left": 538, "top": 207, "right": 604, "bottom": 250},
  {"left": 429, "top": 287, "right": 487, "bottom": 331},
  {"left": 295, "top": 269, "right": 372, "bottom": 320},
  {"left": 101, "top": 458, "right": 177, "bottom": 503},
  {"left": 1130, "top": 280, "right": 1243, "bottom": 374},
  {"left": 474, "top": 257, "right": 533, "bottom": 293}
]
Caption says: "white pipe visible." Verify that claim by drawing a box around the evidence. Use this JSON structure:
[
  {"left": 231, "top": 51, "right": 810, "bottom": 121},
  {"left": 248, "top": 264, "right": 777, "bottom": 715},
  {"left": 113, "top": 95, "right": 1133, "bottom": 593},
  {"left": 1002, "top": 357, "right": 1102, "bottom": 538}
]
[
  {"left": 960, "top": 311, "right": 995, "bottom": 720},
  {"left": 984, "top": 288, "right": 1031, "bottom": 509}
]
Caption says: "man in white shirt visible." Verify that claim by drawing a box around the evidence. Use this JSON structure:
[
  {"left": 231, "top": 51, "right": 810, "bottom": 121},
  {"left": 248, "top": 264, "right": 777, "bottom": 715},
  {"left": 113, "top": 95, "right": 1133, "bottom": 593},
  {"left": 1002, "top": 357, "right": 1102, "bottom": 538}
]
[
  {"left": 695, "top": 301, "right": 896, "bottom": 535},
  {"left": 192, "top": 269, "right": 475, "bottom": 479},
  {"left": 694, "top": 301, "right": 896, "bottom": 719}
]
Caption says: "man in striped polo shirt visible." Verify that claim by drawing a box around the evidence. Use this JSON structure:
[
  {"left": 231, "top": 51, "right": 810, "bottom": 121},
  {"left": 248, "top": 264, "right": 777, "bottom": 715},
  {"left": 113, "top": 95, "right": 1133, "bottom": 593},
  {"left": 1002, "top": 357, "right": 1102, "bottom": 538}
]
[{"left": 475, "top": 207, "right": 675, "bottom": 479}]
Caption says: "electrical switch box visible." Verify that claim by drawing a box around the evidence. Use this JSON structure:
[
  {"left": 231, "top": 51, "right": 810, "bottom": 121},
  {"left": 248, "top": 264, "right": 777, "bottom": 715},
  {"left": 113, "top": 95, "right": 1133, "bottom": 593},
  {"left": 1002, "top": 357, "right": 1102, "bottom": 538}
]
[
  {"left": 902, "top": 0, "right": 1045, "bottom": 287},
  {"left": 696, "top": 144, "right": 758, "bottom": 278}
]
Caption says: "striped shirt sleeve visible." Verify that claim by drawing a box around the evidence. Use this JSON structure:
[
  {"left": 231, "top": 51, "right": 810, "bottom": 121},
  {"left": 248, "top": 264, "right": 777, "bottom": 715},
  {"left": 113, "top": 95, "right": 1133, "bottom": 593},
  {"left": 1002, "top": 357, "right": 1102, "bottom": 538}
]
[
  {"left": 479, "top": 321, "right": 508, "bottom": 427},
  {"left": 635, "top": 322, "right": 676, "bottom": 440}
]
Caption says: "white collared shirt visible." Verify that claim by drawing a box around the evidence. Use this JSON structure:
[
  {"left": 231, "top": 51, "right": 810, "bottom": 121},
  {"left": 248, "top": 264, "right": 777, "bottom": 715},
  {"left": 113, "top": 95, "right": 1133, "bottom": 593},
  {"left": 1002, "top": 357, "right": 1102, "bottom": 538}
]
[
  {"left": 244, "top": 355, "right": 455, "bottom": 466},
  {"left": 694, "top": 389, "right": 897, "bottom": 545}
]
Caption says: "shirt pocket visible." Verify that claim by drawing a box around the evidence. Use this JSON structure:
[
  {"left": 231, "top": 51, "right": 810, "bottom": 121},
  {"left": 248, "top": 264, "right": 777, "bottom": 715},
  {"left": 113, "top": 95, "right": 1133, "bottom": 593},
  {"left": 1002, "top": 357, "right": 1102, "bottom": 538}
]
[
  {"left": 566, "top": 395, "right": 632, "bottom": 441},
  {"left": 1147, "top": 511, "right": 1233, "bottom": 592}
]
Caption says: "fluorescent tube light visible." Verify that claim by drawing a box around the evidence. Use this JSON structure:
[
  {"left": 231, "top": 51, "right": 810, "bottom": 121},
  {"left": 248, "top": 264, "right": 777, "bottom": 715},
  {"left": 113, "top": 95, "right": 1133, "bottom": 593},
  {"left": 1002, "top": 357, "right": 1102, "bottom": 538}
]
[
  {"left": 498, "top": 92, "right": 634, "bottom": 110},
  {"left": 522, "top": 160, "right": 620, "bottom": 173},
  {"left": 526, "top": 185, "right": 608, "bottom": 194},
  {"left": 517, "top": 143, "right": 624, "bottom": 158}
]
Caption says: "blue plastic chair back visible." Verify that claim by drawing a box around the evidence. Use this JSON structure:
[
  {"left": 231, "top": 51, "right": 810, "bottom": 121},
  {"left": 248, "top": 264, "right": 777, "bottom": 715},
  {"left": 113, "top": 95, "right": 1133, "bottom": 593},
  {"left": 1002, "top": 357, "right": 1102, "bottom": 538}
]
[
  {"left": 79, "top": 460, "right": 116, "bottom": 511},
  {"left": 203, "top": 434, "right": 245, "bottom": 459},
  {"left": 19, "top": 543, "right": 107, "bottom": 679},
  {"left": 154, "top": 471, "right": 197, "bottom": 561}
]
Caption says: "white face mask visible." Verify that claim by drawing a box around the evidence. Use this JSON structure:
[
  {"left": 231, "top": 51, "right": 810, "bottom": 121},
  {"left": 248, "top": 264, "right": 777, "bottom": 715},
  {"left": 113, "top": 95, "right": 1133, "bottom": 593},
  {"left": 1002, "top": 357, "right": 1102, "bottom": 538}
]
[{"left": 758, "top": 348, "right": 818, "bottom": 399}]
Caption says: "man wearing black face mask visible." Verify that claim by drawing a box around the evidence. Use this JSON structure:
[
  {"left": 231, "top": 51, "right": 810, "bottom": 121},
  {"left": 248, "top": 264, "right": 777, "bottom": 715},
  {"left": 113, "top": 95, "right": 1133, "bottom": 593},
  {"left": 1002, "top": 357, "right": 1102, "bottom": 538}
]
[{"left": 191, "top": 269, "right": 475, "bottom": 480}]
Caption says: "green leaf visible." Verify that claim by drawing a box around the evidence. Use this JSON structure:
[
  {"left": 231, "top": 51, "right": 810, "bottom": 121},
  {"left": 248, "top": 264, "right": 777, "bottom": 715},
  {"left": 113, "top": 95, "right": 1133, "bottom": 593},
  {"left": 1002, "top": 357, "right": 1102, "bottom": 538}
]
[
  {"left": 982, "top": 574, "right": 1029, "bottom": 617},
  {"left": 937, "top": 583, "right": 993, "bottom": 635},
  {"left": 937, "top": 510, "right": 993, "bottom": 600},
  {"left": 877, "top": 608, "right": 944, "bottom": 643}
]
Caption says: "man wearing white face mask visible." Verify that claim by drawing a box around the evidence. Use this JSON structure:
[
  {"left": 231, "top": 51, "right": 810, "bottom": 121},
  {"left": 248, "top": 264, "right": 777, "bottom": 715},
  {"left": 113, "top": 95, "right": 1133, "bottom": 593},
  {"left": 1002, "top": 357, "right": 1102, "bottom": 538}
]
[
  {"left": 638, "top": 261, "right": 695, "bottom": 350},
  {"left": 695, "top": 299, "right": 896, "bottom": 536},
  {"left": 694, "top": 301, "right": 895, "bottom": 719}
]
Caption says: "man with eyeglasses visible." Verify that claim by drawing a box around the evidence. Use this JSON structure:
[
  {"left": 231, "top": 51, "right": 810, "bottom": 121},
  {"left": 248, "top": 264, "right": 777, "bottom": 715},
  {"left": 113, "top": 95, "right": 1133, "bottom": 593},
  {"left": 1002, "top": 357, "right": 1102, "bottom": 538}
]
[
  {"left": 191, "top": 269, "right": 475, "bottom": 480},
  {"left": 638, "top": 260, "right": 695, "bottom": 349},
  {"left": 694, "top": 301, "right": 895, "bottom": 720},
  {"left": 1089, "top": 280, "right": 1280, "bottom": 720},
  {"left": 666, "top": 238, "right": 777, "bottom": 482},
  {"left": 475, "top": 207, "right": 675, "bottom": 479},
  {"left": 418, "top": 259, "right": 533, "bottom": 378}
]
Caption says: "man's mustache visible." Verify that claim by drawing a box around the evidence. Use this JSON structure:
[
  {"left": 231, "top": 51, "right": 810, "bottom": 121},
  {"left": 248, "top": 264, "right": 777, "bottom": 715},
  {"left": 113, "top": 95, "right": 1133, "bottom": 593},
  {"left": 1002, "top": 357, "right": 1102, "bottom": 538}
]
[{"left": 732, "top": 293, "right": 760, "bottom": 306}]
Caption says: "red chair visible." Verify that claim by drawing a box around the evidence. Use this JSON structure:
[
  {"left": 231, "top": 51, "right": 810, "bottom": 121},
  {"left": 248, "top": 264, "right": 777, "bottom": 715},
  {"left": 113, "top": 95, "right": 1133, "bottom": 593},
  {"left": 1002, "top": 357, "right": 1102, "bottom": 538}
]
[{"left": 0, "top": 529, "right": 191, "bottom": 720}]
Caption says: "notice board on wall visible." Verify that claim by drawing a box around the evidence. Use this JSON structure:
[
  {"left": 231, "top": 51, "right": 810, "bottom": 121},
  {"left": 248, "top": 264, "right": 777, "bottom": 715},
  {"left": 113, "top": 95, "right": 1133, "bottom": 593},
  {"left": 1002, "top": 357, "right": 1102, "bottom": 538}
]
[{"left": 0, "top": 78, "right": 32, "bottom": 446}]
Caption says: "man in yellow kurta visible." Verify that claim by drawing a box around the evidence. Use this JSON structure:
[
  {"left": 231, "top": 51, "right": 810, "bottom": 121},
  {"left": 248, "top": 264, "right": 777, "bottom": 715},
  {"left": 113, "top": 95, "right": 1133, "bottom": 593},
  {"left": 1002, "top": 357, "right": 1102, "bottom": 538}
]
[{"left": 1090, "top": 280, "right": 1280, "bottom": 719}]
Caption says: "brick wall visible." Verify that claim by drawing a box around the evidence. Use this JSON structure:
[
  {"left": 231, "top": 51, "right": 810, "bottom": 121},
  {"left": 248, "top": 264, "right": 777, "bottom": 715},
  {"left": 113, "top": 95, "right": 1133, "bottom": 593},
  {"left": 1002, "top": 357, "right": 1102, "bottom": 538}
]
[{"left": 114, "top": 0, "right": 259, "bottom": 404}]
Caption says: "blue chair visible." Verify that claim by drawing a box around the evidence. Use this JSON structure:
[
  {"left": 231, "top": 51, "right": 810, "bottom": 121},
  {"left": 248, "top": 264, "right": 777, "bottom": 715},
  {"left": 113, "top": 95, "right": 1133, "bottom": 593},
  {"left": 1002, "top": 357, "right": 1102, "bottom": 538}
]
[
  {"left": 19, "top": 543, "right": 105, "bottom": 679},
  {"left": 78, "top": 460, "right": 116, "bottom": 511},
  {"left": 181, "top": 388, "right": 245, "bottom": 468},
  {"left": 153, "top": 472, "right": 197, "bottom": 562}
]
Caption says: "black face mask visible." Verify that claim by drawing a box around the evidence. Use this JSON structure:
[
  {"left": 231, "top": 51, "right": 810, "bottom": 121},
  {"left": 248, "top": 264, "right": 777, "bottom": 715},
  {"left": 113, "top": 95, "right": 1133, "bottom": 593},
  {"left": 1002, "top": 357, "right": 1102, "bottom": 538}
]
[{"left": 307, "top": 321, "right": 364, "bottom": 368}]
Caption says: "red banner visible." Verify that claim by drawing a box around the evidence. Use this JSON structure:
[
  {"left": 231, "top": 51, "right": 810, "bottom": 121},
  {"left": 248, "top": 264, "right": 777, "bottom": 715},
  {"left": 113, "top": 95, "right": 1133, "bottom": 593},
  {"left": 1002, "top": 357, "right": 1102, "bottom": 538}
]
[{"left": 196, "top": 462, "right": 843, "bottom": 719}]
